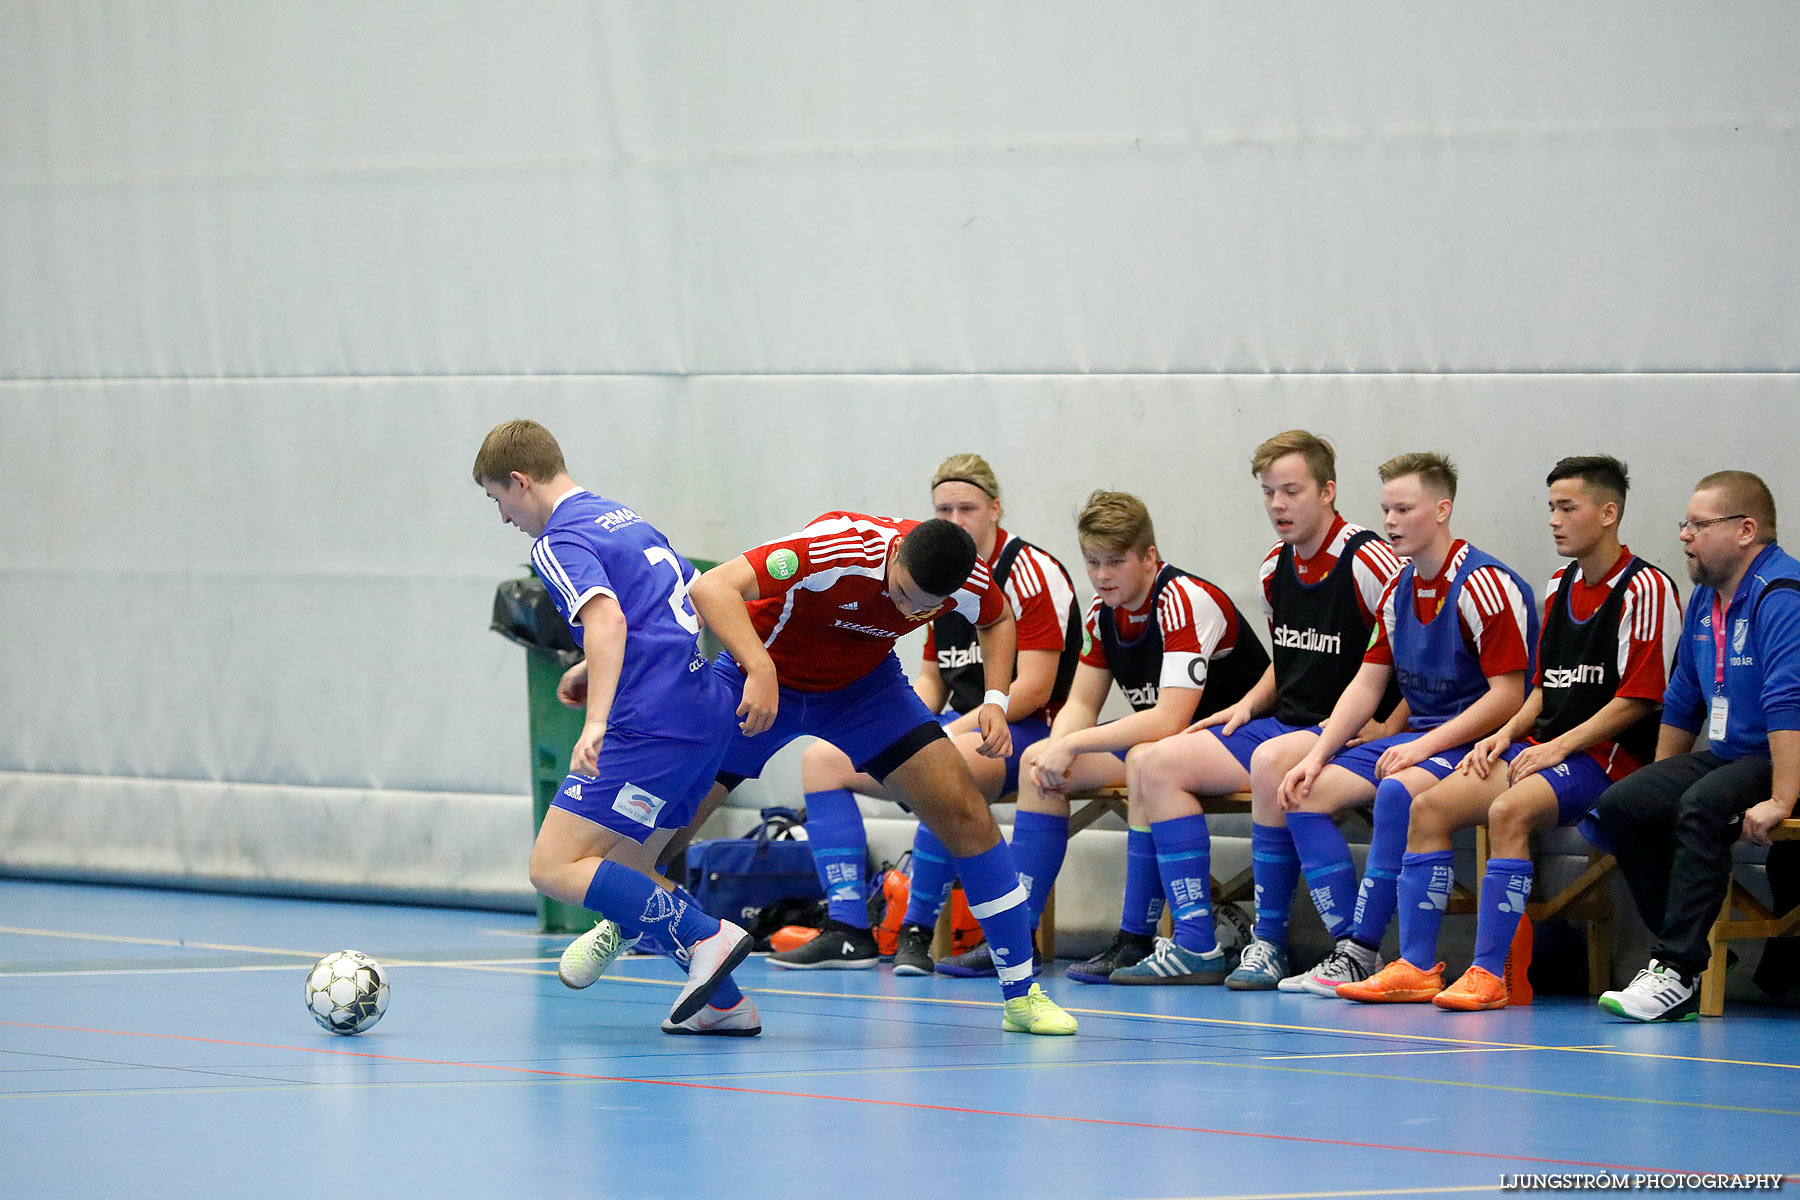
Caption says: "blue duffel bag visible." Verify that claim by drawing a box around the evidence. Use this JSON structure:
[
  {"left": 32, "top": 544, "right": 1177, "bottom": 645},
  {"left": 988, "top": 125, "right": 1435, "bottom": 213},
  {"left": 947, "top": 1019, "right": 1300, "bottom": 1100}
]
[{"left": 685, "top": 807, "right": 824, "bottom": 927}]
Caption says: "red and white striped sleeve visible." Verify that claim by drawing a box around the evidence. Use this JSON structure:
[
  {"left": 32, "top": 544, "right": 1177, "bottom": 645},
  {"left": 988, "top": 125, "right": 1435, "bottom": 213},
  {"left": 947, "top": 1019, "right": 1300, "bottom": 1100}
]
[
  {"left": 1455, "top": 564, "right": 1533, "bottom": 676},
  {"left": 1258, "top": 543, "right": 1282, "bottom": 626},
  {"left": 1006, "top": 544, "right": 1077, "bottom": 654},
  {"left": 1614, "top": 563, "right": 1682, "bottom": 702},
  {"left": 1349, "top": 533, "right": 1405, "bottom": 625},
  {"left": 1156, "top": 576, "right": 1236, "bottom": 693}
]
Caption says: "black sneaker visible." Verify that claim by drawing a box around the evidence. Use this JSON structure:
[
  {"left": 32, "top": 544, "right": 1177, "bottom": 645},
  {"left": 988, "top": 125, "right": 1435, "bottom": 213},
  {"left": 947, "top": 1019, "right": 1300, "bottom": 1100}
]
[
  {"left": 933, "top": 939, "right": 1043, "bottom": 978},
  {"left": 768, "top": 919, "right": 879, "bottom": 970},
  {"left": 893, "top": 923, "right": 934, "bottom": 976},
  {"left": 1065, "top": 930, "right": 1155, "bottom": 983}
]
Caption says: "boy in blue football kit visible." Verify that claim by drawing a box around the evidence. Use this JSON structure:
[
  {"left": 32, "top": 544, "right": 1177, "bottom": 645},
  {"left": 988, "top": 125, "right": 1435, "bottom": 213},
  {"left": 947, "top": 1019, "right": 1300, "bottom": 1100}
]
[
  {"left": 474, "top": 420, "right": 757, "bottom": 1036},
  {"left": 1275, "top": 452, "right": 1539, "bottom": 995}
]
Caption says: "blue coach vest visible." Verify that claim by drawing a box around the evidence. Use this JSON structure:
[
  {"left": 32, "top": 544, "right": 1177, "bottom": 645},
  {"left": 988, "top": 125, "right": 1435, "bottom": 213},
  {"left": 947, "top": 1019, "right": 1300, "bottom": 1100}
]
[{"left": 1390, "top": 545, "right": 1539, "bottom": 732}]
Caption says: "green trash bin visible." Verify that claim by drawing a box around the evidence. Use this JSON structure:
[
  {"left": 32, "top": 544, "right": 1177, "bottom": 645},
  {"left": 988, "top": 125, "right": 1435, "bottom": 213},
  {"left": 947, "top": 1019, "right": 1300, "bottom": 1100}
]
[{"left": 492, "top": 558, "right": 720, "bottom": 935}]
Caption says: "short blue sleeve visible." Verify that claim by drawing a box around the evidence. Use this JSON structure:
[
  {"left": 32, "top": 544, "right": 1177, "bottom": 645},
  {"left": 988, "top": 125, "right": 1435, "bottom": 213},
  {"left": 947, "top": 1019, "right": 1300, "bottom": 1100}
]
[{"left": 532, "top": 533, "right": 616, "bottom": 627}]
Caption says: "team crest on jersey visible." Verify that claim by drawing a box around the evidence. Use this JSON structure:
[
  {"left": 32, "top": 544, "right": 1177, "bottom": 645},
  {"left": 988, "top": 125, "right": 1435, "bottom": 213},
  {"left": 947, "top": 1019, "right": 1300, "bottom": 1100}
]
[
  {"left": 1734, "top": 618, "right": 1749, "bottom": 654},
  {"left": 612, "top": 783, "right": 667, "bottom": 828},
  {"left": 767, "top": 549, "right": 800, "bottom": 580}
]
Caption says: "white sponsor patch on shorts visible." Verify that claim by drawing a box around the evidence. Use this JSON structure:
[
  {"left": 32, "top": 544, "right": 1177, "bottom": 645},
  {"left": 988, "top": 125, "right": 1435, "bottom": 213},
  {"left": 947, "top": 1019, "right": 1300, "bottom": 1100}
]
[{"left": 612, "top": 783, "right": 668, "bottom": 828}]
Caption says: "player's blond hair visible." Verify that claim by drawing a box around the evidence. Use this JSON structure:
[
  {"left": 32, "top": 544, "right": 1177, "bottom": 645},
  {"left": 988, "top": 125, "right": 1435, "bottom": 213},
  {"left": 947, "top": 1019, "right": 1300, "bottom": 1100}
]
[
  {"left": 473, "top": 419, "right": 566, "bottom": 485},
  {"left": 1378, "top": 451, "right": 1458, "bottom": 502},
  {"left": 1250, "top": 430, "right": 1337, "bottom": 489},
  {"left": 931, "top": 453, "right": 1002, "bottom": 503},
  {"left": 1695, "top": 470, "right": 1778, "bottom": 543},
  {"left": 1077, "top": 490, "right": 1156, "bottom": 556}
]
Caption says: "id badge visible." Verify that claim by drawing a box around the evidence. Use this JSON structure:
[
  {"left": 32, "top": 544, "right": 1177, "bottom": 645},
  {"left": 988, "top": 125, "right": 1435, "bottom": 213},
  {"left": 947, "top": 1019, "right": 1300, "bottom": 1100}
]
[{"left": 1709, "top": 695, "right": 1730, "bottom": 741}]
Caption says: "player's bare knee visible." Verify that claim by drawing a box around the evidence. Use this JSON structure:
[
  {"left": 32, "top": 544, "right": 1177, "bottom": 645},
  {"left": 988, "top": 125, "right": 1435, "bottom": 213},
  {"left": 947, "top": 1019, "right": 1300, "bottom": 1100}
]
[
  {"left": 1407, "top": 793, "right": 1452, "bottom": 842},
  {"left": 1488, "top": 793, "right": 1540, "bottom": 850},
  {"left": 800, "top": 739, "right": 853, "bottom": 791}
]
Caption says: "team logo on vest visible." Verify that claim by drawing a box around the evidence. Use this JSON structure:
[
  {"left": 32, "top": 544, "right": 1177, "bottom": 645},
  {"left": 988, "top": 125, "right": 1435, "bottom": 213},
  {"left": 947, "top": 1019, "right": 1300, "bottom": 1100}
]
[
  {"left": 1734, "top": 618, "right": 1750, "bottom": 654},
  {"left": 1273, "top": 624, "right": 1342, "bottom": 655},
  {"left": 938, "top": 644, "right": 983, "bottom": 669},
  {"left": 1543, "top": 664, "right": 1607, "bottom": 688},
  {"left": 1123, "top": 682, "right": 1159, "bottom": 707},
  {"left": 612, "top": 783, "right": 667, "bottom": 828},
  {"left": 766, "top": 548, "right": 800, "bottom": 580}
]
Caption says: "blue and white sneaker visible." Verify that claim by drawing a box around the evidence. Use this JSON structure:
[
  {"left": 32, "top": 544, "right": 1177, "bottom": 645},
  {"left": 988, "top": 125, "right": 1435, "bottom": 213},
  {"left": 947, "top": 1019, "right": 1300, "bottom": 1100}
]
[
  {"left": 1109, "top": 938, "right": 1229, "bottom": 985},
  {"left": 1225, "top": 938, "right": 1288, "bottom": 991}
]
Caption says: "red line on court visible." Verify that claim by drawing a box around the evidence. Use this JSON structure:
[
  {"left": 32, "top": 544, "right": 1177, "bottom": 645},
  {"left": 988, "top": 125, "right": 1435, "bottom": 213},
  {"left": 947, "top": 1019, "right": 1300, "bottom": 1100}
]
[{"left": 0, "top": 1019, "right": 1679, "bottom": 1174}]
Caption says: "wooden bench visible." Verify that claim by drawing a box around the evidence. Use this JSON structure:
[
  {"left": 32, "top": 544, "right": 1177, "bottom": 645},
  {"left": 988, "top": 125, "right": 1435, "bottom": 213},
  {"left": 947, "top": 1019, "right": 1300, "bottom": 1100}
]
[{"left": 1700, "top": 817, "right": 1800, "bottom": 1016}]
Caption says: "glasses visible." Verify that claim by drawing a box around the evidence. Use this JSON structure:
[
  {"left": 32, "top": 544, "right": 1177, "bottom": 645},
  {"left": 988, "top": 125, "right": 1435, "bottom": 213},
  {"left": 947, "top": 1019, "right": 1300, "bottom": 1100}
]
[{"left": 1676, "top": 514, "right": 1748, "bottom": 536}]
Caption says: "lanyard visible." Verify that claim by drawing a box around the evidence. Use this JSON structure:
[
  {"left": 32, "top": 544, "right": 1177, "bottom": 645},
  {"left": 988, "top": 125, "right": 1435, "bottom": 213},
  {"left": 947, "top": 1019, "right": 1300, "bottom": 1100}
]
[{"left": 1711, "top": 594, "right": 1728, "bottom": 688}]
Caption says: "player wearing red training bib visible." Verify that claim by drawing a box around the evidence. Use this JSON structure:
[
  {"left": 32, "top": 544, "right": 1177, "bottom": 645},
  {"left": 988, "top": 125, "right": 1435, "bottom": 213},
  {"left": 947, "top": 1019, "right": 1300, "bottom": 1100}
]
[
  {"left": 796, "top": 456, "right": 1081, "bottom": 977},
  {"left": 1341, "top": 455, "right": 1680, "bottom": 1011},
  {"left": 690, "top": 512, "right": 1079, "bottom": 1035}
]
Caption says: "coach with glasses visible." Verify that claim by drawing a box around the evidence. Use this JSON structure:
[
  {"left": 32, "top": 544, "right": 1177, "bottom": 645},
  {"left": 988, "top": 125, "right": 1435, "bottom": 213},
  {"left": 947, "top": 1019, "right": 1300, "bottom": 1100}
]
[{"left": 1592, "top": 471, "right": 1800, "bottom": 1022}]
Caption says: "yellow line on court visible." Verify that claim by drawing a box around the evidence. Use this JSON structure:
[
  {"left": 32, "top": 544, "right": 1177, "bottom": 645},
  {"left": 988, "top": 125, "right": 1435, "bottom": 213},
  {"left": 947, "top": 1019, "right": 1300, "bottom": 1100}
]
[
  {"left": 719, "top": 979, "right": 1800, "bottom": 1073},
  {"left": 1264, "top": 1044, "right": 1614, "bottom": 1061},
  {"left": 0, "top": 925, "right": 324, "bottom": 959},
  {"left": 7, "top": 928, "right": 1796, "bottom": 1075}
]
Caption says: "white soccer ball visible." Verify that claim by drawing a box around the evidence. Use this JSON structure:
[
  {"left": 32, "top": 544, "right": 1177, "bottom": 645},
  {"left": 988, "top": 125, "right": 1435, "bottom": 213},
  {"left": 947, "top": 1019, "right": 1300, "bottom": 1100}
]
[
  {"left": 1214, "top": 900, "right": 1255, "bottom": 957},
  {"left": 305, "top": 950, "right": 390, "bottom": 1035}
]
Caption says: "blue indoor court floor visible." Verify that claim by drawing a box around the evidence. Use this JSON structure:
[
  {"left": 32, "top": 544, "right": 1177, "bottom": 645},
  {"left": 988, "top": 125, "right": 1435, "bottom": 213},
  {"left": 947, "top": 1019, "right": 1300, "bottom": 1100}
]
[{"left": 2, "top": 879, "right": 1796, "bottom": 1200}]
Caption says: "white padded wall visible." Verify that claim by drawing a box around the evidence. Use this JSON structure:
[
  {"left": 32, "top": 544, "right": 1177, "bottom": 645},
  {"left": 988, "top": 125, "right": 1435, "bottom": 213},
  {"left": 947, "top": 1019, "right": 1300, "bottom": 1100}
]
[{"left": 2, "top": 3, "right": 1796, "bottom": 845}]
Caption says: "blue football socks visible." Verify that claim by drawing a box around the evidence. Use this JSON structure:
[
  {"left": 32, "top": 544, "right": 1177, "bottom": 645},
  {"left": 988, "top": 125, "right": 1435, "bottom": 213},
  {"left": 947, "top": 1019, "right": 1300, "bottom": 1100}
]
[
  {"left": 1287, "top": 811, "right": 1357, "bottom": 940},
  {"left": 1120, "top": 826, "right": 1168, "bottom": 937},
  {"left": 1472, "top": 857, "right": 1534, "bottom": 977},
  {"left": 1397, "top": 849, "right": 1454, "bottom": 968},
  {"left": 583, "top": 860, "right": 720, "bottom": 950},
  {"left": 1152, "top": 815, "right": 1217, "bottom": 954},
  {"left": 1249, "top": 822, "right": 1302, "bottom": 946},
  {"left": 803, "top": 788, "right": 870, "bottom": 929},
  {"left": 954, "top": 840, "right": 1038, "bottom": 1000},
  {"left": 1009, "top": 810, "right": 1070, "bottom": 926},
  {"left": 1349, "top": 777, "right": 1412, "bottom": 951},
  {"left": 902, "top": 823, "right": 956, "bottom": 928}
]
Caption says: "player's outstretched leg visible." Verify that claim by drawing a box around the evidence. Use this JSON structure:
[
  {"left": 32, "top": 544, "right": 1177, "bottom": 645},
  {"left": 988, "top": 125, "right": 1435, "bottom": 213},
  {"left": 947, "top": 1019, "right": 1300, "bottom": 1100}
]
[{"left": 888, "top": 740, "right": 1076, "bottom": 1034}]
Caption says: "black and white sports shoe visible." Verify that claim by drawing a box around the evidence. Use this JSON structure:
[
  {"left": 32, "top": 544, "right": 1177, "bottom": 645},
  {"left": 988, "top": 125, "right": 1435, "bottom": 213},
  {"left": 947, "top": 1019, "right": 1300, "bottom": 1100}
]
[
  {"left": 768, "top": 919, "right": 880, "bottom": 970},
  {"left": 892, "top": 923, "right": 934, "bottom": 976},
  {"left": 1065, "top": 930, "right": 1155, "bottom": 984},
  {"left": 1599, "top": 959, "right": 1699, "bottom": 1022}
]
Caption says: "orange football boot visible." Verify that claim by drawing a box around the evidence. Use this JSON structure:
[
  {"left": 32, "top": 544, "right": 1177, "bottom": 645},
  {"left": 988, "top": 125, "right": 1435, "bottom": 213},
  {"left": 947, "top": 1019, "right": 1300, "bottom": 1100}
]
[
  {"left": 1337, "top": 958, "right": 1445, "bottom": 1003},
  {"left": 1433, "top": 965, "right": 1510, "bottom": 1011}
]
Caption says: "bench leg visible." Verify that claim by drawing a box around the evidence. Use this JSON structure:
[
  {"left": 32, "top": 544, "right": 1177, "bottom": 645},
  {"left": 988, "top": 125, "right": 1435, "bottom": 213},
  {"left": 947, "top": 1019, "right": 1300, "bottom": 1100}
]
[
  {"left": 1037, "top": 888, "right": 1056, "bottom": 963},
  {"left": 1699, "top": 889, "right": 1733, "bottom": 1018}
]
